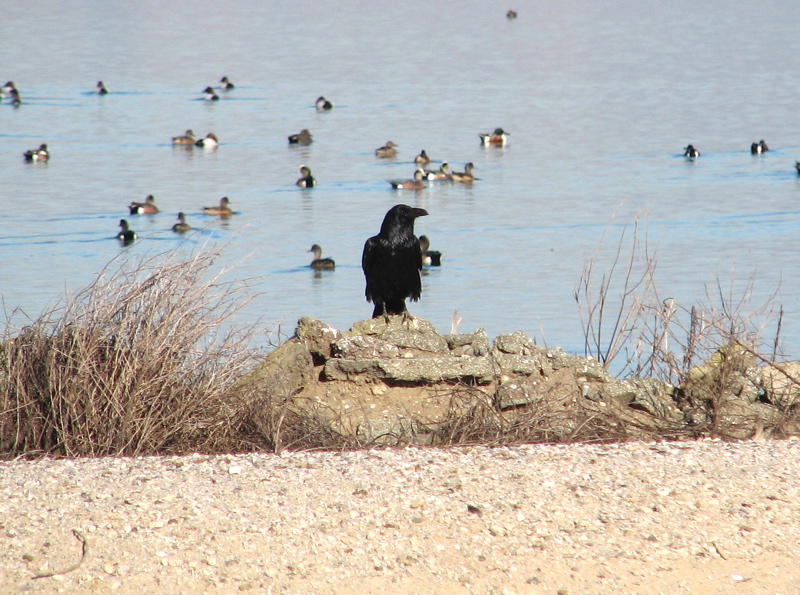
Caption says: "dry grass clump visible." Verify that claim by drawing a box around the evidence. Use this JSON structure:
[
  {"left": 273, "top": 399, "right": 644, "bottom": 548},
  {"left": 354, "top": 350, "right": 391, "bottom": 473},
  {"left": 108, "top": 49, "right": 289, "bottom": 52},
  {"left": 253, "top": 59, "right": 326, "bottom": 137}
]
[
  {"left": 429, "top": 384, "right": 652, "bottom": 446},
  {"left": 0, "top": 250, "right": 259, "bottom": 458}
]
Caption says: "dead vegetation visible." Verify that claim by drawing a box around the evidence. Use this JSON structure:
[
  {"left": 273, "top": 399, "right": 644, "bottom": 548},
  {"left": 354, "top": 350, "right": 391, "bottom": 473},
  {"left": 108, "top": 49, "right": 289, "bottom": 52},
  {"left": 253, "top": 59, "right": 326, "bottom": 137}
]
[
  {"left": 0, "top": 249, "right": 259, "bottom": 458},
  {"left": 2, "top": 233, "right": 800, "bottom": 460},
  {"left": 574, "top": 222, "right": 798, "bottom": 439}
]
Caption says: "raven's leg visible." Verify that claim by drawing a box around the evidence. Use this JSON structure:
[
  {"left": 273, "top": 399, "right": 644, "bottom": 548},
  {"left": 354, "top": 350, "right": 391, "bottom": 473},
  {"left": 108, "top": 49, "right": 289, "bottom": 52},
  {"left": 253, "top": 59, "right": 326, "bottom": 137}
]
[
  {"left": 372, "top": 302, "right": 385, "bottom": 319},
  {"left": 401, "top": 308, "right": 415, "bottom": 324}
]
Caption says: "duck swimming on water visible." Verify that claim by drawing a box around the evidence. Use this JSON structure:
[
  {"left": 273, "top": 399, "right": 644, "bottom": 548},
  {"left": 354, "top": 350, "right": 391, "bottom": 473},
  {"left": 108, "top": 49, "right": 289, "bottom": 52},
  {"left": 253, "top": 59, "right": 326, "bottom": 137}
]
[
  {"left": 288, "top": 129, "right": 313, "bottom": 145},
  {"left": 296, "top": 165, "right": 317, "bottom": 187},
  {"left": 375, "top": 141, "right": 398, "bottom": 158},
  {"left": 172, "top": 129, "right": 195, "bottom": 145},
  {"left": 419, "top": 235, "right": 442, "bottom": 266},
  {"left": 195, "top": 133, "right": 219, "bottom": 149},
  {"left": 451, "top": 162, "right": 475, "bottom": 183},
  {"left": 684, "top": 144, "right": 700, "bottom": 158},
  {"left": 202, "top": 196, "right": 233, "bottom": 217},
  {"left": 414, "top": 150, "right": 431, "bottom": 166},
  {"left": 751, "top": 140, "right": 769, "bottom": 154},
  {"left": 425, "top": 162, "right": 451, "bottom": 181},
  {"left": 23, "top": 143, "right": 49, "bottom": 162},
  {"left": 316, "top": 96, "right": 333, "bottom": 110},
  {"left": 202, "top": 86, "right": 219, "bottom": 101},
  {"left": 129, "top": 194, "right": 159, "bottom": 215},
  {"left": 309, "top": 244, "right": 335, "bottom": 270},
  {"left": 479, "top": 128, "right": 509, "bottom": 146},
  {"left": 172, "top": 212, "right": 191, "bottom": 233},
  {"left": 389, "top": 169, "right": 429, "bottom": 190},
  {"left": 117, "top": 219, "right": 137, "bottom": 245}
]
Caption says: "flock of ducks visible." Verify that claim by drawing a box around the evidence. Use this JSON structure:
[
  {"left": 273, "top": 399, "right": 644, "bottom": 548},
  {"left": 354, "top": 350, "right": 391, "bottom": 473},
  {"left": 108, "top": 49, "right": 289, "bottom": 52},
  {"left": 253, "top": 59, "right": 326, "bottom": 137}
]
[
  {"left": 200, "top": 77, "right": 235, "bottom": 101},
  {"left": 11, "top": 76, "right": 246, "bottom": 248},
  {"left": 11, "top": 73, "right": 504, "bottom": 271},
  {"left": 683, "top": 138, "right": 800, "bottom": 176},
  {"left": 684, "top": 139, "right": 800, "bottom": 174},
  {"left": 379, "top": 128, "right": 508, "bottom": 191},
  {"left": 684, "top": 139, "right": 775, "bottom": 160},
  {"left": 115, "top": 193, "right": 214, "bottom": 246}
]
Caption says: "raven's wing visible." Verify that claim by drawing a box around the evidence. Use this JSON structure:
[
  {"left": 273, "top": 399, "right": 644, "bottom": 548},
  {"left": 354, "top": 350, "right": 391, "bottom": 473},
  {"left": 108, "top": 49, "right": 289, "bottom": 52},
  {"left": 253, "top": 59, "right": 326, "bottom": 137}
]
[
  {"left": 398, "top": 237, "right": 423, "bottom": 301},
  {"left": 362, "top": 235, "right": 380, "bottom": 302}
]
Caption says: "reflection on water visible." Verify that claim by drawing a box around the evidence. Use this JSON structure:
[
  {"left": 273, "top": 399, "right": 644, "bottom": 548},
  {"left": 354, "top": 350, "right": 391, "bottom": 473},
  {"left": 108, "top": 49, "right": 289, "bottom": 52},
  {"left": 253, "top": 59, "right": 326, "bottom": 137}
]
[{"left": 4, "top": 1, "right": 800, "bottom": 360}]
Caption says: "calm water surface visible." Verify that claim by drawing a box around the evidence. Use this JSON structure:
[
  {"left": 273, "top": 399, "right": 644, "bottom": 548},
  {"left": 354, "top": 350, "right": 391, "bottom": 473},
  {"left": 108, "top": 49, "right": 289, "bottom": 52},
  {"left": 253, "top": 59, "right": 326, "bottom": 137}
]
[{"left": 4, "top": 0, "right": 800, "bottom": 360}]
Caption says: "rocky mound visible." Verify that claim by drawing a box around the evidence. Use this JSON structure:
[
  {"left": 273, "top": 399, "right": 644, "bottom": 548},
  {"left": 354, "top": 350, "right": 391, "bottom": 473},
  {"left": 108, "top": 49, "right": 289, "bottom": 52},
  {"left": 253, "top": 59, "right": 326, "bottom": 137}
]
[{"left": 240, "top": 317, "right": 800, "bottom": 447}]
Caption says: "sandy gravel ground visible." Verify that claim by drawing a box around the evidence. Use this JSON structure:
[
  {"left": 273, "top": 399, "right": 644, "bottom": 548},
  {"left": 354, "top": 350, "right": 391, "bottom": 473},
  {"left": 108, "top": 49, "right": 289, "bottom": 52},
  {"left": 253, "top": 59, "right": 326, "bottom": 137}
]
[{"left": 2, "top": 439, "right": 799, "bottom": 594}]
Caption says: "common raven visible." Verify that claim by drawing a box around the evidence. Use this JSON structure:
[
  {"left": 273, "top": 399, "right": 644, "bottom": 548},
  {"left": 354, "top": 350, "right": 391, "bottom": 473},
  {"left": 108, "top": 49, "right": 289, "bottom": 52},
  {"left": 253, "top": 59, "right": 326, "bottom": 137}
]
[{"left": 362, "top": 204, "right": 429, "bottom": 318}]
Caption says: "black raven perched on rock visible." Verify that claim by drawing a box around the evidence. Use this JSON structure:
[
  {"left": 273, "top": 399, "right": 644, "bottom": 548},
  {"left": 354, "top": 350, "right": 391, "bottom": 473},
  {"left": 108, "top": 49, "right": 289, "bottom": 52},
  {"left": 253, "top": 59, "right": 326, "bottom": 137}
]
[{"left": 362, "top": 204, "right": 429, "bottom": 318}]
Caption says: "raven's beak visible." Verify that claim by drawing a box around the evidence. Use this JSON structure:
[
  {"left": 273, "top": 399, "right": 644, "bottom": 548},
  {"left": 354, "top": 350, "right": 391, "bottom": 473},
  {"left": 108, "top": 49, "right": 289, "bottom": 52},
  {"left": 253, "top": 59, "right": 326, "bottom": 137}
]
[{"left": 412, "top": 208, "right": 429, "bottom": 218}]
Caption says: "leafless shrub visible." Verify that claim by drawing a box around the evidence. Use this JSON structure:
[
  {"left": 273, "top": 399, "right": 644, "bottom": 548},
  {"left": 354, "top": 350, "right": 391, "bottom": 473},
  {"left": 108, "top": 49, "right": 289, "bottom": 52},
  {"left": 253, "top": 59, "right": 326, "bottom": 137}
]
[
  {"left": 0, "top": 249, "right": 260, "bottom": 458},
  {"left": 576, "top": 224, "right": 784, "bottom": 376},
  {"left": 574, "top": 220, "right": 658, "bottom": 372},
  {"left": 575, "top": 223, "right": 798, "bottom": 438}
]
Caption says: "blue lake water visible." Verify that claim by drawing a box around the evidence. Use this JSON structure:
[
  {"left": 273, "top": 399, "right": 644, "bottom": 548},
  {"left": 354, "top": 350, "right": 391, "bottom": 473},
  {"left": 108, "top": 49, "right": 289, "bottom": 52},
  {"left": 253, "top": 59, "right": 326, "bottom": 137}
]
[{"left": 3, "top": 0, "right": 800, "bottom": 363}]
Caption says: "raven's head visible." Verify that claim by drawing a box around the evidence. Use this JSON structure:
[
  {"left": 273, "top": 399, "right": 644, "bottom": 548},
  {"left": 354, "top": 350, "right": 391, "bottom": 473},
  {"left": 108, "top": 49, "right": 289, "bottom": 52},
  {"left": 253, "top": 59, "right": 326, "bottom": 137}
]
[{"left": 381, "top": 204, "right": 428, "bottom": 233}]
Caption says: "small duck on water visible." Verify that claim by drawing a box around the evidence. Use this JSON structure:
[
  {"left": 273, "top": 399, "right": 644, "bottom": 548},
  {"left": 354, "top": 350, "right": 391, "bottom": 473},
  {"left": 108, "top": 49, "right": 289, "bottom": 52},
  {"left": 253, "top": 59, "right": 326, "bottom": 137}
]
[
  {"left": 23, "top": 143, "right": 49, "bottom": 162},
  {"left": 414, "top": 149, "right": 431, "bottom": 166},
  {"left": 390, "top": 169, "right": 429, "bottom": 190},
  {"left": 296, "top": 165, "right": 317, "bottom": 188},
  {"left": 451, "top": 162, "right": 475, "bottom": 183},
  {"left": 4, "top": 82, "right": 21, "bottom": 105},
  {"left": 96, "top": 81, "right": 109, "bottom": 95},
  {"left": 309, "top": 244, "right": 335, "bottom": 270},
  {"left": 129, "top": 195, "right": 159, "bottom": 215},
  {"left": 117, "top": 219, "right": 137, "bottom": 246},
  {"left": 195, "top": 133, "right": 219, "bottom": 149},
  {"left": 419, "top": 235, "right": 442, "bottom": 266},
  {"left": 202, "top": 86, "right": 219, "bottom": 101},
  {"left": 172, "top": 129, "right": 195, "bottom": 145},
  {"left": 172, "top": 212, "right": 191, "bottom": 233},
  {"left": 425, "top": 162, "right": 451, "bottom": 181},
  {"left": 315, "top": 96, "right": 333, "bottom": 110},
  {"left": 684, "top": 144, "right": 700, "bottom": 158},
  {"left": 375, "top": 141, "right": 398, "bottom": 158},
  {"left": 219, "top": 76, "right": 235, "bottom": 91},
  {"left": 288, "top": 129, "right": 313, "bottom": 145},
  {"left": 202, "top": 196, "right": 233, "bottom": 217},
  {"left": 480, "top": 127, "right": 510, "bottom": 146},
  {"left": 751, "top": 140, "right": 769, "bottom": 154}
]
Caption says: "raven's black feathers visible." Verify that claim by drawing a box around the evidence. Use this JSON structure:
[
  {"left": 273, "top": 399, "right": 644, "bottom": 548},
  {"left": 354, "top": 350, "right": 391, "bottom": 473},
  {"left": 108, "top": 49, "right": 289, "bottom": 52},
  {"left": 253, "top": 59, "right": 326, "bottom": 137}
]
[{"left": 362, "top": 204, "right": 429, "bottom": 318}]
